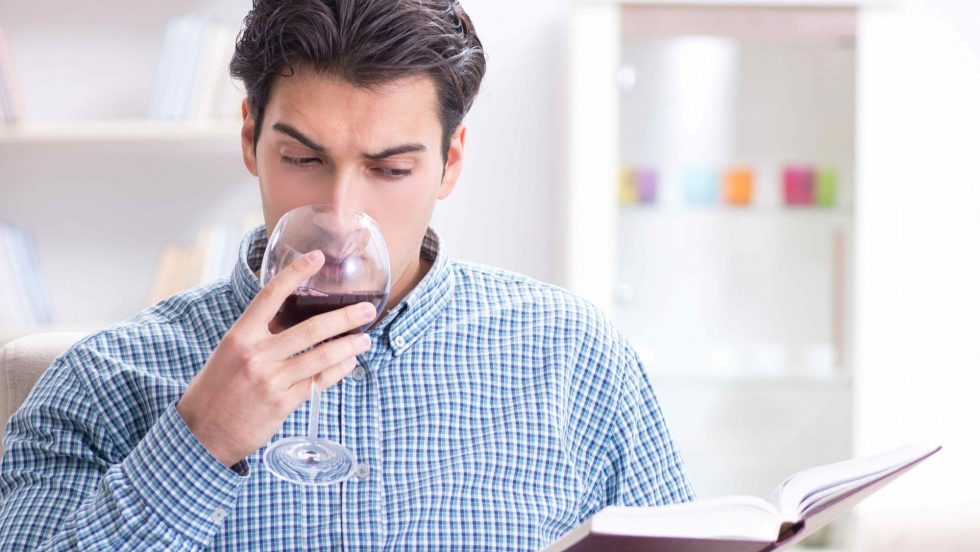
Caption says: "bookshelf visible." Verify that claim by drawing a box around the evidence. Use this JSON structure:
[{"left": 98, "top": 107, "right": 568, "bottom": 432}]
[{"left": 0, "top": 0, "right": 256, "bottom": 328}]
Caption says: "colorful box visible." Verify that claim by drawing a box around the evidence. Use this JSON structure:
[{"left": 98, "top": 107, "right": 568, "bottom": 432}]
[
  {"left": 619, "top": 166, "right": 638, "bottom": 206},
  {"left": 683, "top": 167, "right": 719, "bottom": 206},
  {"left": 816, "top": 167, "right": 837, "bottom": 207},
  {"left": 723, "top": 167, "right": 753, "bottom": 206},
  {"left": 634, "top": 168, "right": 658, "bottom": 204},
  {"left": 783, "top": 165, "right": 814, "bottom": 206}
]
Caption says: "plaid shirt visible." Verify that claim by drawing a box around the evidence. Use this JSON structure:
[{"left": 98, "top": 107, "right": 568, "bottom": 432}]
[{"left": 0, "top": 226, "right": 694, "bottom": 551}]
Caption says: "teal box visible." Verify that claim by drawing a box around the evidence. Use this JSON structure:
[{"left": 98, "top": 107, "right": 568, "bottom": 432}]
[{"left": 683, "top": 167, "right": 719, "bottom": 205}]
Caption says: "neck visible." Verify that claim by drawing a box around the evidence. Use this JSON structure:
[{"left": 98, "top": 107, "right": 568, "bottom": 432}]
[{"left": 384, "top": 254, "right": 433, "bottom": 316}]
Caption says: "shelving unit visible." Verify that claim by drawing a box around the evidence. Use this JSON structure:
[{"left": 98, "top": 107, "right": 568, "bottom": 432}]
[
  {"left": 567, "top": 1, "right": 865, "bottom": 549},
  {"left": 0, "top": 0, "right": 255, "bottom": 327},
  {"left": 0, "top": 120, "right": 241, "bottom": 144}
]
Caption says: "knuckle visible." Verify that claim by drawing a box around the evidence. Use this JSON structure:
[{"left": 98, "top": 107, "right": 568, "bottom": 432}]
[
  {"left": 303, "top": 319, "right": 324, "bottom": 343},
  {"left": 240, "top": 354, "right": 263, "bottom": 382},
  {"left": 315, "top": 343, "right": 341, "bottom": 367},
  {"left": 344, "top": 305, "right": 361, "bottom": 327},
  {"left": 222, "top": 329, "right": 246, "bottom": 350},
  {"left": 271, "top": 394, "right": 294, "bottom": 415}
]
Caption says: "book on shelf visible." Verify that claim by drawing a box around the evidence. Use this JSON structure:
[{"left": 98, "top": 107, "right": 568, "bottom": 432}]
[
  {"left": 541, "top": 443, "right": 941, "bottom": 552},
  {"left": 147, "top": 213, "right": 263, "bottom": 305},
  {"left": 0, "top": 23, "right": 26, "bottom": 125},
  {"left": 0, "top": 224, "right": 53, "bottom": 326},
  {"left": 149, "top": 14, "right": 244, "bottom": 123}
]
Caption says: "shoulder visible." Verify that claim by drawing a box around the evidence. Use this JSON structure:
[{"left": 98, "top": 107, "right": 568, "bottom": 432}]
[
  {"left": 447, "top": 260, "right": 632, "bottom": 363},
  {"left": 450, "top": 261, "right": 605, "bottom": 323},
  {"left": 60, "top": 280, "right": 239, "bottom": 377}
]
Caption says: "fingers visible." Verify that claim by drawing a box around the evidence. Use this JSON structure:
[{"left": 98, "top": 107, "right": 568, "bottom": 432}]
[
  {"left": 276, "top": 331, "right": 371, "bottom": 390},
  {"left": 241, "top": 250, "right": 325, "bottom": 332},
  {"left": 267, "top": 301, "right": 376, "bottom": 359}
]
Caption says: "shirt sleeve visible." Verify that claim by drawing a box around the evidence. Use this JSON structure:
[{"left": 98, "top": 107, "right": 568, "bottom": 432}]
[
  {"left": 572, "top": 324, "right": 696, "bottom": 515},
  {"left": 0, "top": 353, "right": 248, "bottom": 551},
  {"left": 597, "top": 345, "right": 696, "bottom": 507}
]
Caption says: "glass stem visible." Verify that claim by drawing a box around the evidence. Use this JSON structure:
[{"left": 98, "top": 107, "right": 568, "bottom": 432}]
[{"left": 307, "top": 379, "right": 320, "bottom": 441}]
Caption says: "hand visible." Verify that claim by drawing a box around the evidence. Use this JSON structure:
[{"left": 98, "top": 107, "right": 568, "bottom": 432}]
[{"left": 176, "top": 250, "right": 376, "bottom": 468}]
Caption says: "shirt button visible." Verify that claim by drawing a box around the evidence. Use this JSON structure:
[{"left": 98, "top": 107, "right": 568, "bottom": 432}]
[
  {"left": 353, "top": 463, "right": 370, "bottom": 479},
  {"left": 210, "top": 508, "right": 227, "bottom": 523},
  {"left": 392, "top": 335, "right": 407, "bottom": 348},
  {"left": 351, "top": 366, "right": 367, "bottom": 381}
]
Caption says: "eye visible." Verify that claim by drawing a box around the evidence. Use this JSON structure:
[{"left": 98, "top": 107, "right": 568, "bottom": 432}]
[
  {"left": 281, "top": 155, "right": 321, "bottom": 167},
  {"left": 373, "top": 167, "right": 413, "bottom": 179}
]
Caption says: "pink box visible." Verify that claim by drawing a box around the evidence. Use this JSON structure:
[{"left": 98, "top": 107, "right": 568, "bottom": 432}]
[{"left": 783, "top": 166, "right": 814, "bottom": 206}]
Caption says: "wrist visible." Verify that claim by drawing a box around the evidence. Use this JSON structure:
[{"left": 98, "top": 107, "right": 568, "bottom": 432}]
[{"left": 175, "top": 399, "right": 245, "bottom": 468}]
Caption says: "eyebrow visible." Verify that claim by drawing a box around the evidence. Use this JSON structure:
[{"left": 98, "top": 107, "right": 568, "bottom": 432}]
[{"left": 272, "top": 122, "right": 427, "bottom": 160}]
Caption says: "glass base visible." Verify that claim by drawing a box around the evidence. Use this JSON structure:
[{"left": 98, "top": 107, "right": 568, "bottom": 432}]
[{"left": 263, "top": 436, "right": 356, "bottom": 485}]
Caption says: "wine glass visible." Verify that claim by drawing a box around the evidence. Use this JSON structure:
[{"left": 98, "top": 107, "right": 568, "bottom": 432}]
[{"left": 260, "top": 204, "right": 390, "bottom": 485}]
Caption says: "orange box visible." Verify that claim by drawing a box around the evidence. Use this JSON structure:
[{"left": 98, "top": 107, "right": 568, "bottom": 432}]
[{"left": 723, "top": 167, "right": 753, "bottom": 205}]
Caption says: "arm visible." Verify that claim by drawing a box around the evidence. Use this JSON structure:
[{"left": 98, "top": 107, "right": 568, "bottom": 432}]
[
  {"left": 597, "top": 346, "right": 696, "bottom": 506},
  {"left": 1, "top": 250, "right": 373, "bottom": 550},
  {"left": 572, "top": 330, "right": 695, "bottom": 514},
  {"left": 0, "top": 357, "right": 245, "bottom": 551}
]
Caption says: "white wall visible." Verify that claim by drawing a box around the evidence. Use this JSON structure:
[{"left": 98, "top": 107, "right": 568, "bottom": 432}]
[
  {"left": 432, "top": 0, "right": 567, "bottom": 285},
  {"left": 855, "top": 0, "right": 980, "bottom": 520}
]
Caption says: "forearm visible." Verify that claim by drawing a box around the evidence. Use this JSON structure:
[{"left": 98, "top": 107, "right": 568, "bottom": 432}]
[{"left": 1, "top": 405, "right": 246, "bottom": 551}]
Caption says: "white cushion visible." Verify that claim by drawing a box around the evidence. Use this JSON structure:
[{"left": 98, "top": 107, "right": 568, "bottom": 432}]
[{"left": 0, "top": 332, "right": 87, "bottom": 457}]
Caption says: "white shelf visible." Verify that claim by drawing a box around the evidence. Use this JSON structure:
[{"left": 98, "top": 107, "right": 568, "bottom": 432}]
[
  {"left": 0, "top": 120, "right": 241, "bottom": 144},
  {"left": 646, "top": 371, "right": 853, "bottom": 388},
  {"left": 620, "top": 205, "right": 854, "bottom": 216}
]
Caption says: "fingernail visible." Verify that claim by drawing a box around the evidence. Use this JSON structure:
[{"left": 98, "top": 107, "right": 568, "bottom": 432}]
[
  {"left": 305, "top": 250, "right": 323, "bottom": 264},
  {"left": 358, "top": 334, "right": 371, "bottom": 348},
  {"left": 360, "top": 302, "right": 376, "bottom": 319}
]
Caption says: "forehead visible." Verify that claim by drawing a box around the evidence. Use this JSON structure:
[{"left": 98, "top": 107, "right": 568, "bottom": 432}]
[{"left": 263, "top": 68, "right": 442, "bottom": 142}]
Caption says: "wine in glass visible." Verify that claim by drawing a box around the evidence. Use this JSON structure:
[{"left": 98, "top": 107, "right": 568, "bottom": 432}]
[{"left": 260, "top": 203, "right": 390, "bottom": 485}]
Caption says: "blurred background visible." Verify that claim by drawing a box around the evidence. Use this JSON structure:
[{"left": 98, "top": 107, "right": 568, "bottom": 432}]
[{"left": 1, "top": 0, "right": 978, "bottom": 550}]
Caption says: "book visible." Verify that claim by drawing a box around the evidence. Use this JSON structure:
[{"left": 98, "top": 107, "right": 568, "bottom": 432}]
[
  {"left": 149, "top": 15, "right": 243, "bottom": 122},
  {"left": 0, "top": 23, "right": 26, "bottom": 124},
  {"left": 541, "top": 444, "right": 941, "bottom": 552},
  {"left": 0, "top": 224, "right": 53, "bottom": 325}
]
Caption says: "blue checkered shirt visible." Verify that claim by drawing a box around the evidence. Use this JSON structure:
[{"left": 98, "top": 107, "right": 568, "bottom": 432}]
[{"left": 0, "top": 226, "right": 694, "bottom": 551}]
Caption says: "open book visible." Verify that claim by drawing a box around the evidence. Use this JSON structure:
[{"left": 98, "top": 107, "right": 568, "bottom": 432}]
[{"left": 542, "top": 444, "right": 940, "bottom": 552}]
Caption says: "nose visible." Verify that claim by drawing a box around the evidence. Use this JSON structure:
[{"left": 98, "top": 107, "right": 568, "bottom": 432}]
[{"left": 322, "top": 166, "right": 363, "bottom": 212}]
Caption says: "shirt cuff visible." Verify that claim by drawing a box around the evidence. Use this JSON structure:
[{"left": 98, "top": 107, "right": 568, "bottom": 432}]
[{"left": 122, "top": 403, "right": 247, "bottom": 544}]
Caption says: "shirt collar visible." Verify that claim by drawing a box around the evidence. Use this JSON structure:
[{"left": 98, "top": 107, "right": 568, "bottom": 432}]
[{"left": 230, "top": 225, "right": 453, "bottom": 356}]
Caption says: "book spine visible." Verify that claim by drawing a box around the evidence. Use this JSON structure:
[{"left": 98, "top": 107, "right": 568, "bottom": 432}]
[
  {"left": 0, "top": 24, "right": 24, "bottom": 123},
  {"left": 176, "top": 16, "right": 210, "bottom": 120},
  {"left": 0, "top": 226, "right": 20, "bottom": 325},
  {"left": 148, "top": 18, "right": 182, "bottom": 120},
  {"left": 0, "top": 224, "right": 31, "bottom": 325},
  {"left": 16, "top": 227, "right": 53, "bottom": 324}
]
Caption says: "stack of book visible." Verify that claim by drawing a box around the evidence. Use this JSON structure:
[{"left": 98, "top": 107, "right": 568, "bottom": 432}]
[
  {"left": 147, "top": 213, "right": 263, "bottom": 305},
  {"left": 0, "top": 24, "right": 25, "bottom": 125},
  {"left": 148, "top": 14, "right": 244, "bottom": 122},
  {"left": 0, "top": 224, "right": 53, "bottom": 326}
]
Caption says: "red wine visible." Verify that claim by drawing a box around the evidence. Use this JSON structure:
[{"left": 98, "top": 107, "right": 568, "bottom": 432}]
[{"left": 276, "top": 288, "right": 387, "bottom": 333}]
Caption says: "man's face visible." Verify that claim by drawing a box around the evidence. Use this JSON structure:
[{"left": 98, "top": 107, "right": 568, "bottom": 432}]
[{"left": 241, "top": 67, "right": 464, "bottom": 305}]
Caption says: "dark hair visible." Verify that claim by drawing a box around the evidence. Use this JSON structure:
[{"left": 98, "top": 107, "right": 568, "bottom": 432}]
[{"left": 230, "top": 0, "right": 486, "bottom": 162}]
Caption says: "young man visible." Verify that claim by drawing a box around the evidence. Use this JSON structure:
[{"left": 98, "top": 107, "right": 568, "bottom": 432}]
[{"left": 0, "top": 1, "right": 694, "bottom": 549}]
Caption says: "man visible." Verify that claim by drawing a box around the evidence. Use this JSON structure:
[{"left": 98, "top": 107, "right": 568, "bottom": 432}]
[{"left": 0, "top": 0, "right": 694, "bottom": 549}]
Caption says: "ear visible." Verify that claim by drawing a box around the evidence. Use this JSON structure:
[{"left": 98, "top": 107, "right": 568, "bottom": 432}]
[
  {"left": 438, "top": 124, "right": 466, "bottom": 200},
  {"left": 241, "top": 98, "right": 259, "bottom": 177}
]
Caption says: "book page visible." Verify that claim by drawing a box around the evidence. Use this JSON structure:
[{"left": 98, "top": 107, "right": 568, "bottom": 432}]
[
  {"left": 769, "top": 444, "right": 940, "bottom": 519},
  {"left": 592, "top": 496, "right": 782, "bottom": 542}
]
